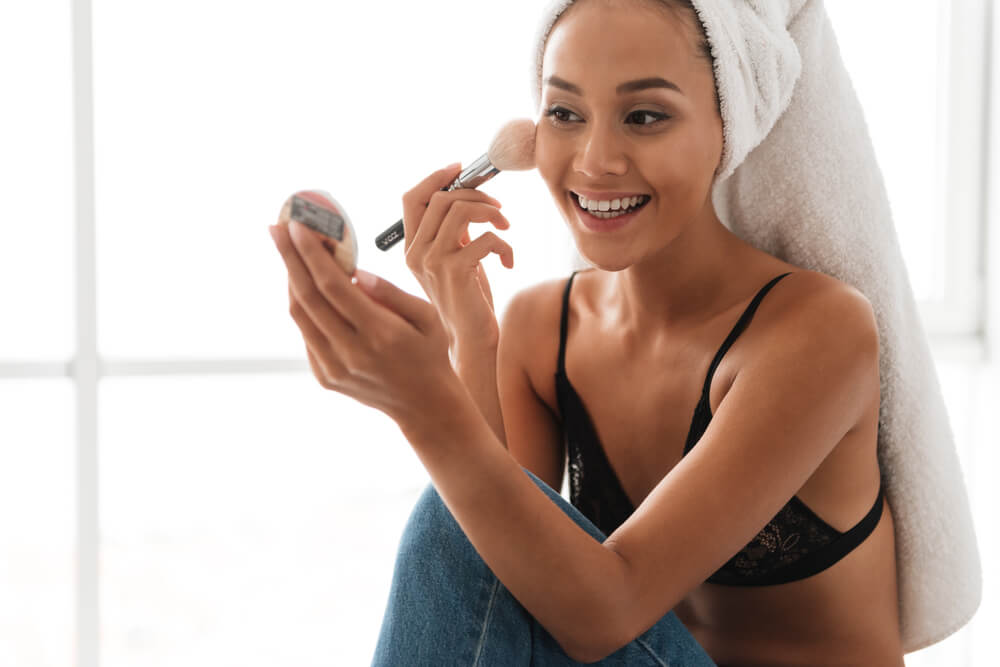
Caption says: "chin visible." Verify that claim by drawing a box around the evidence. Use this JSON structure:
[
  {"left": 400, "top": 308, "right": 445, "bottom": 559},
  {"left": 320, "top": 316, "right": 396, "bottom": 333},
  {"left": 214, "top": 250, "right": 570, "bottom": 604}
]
[{"left": 571, "top": 238, "right": 634, "bottom": 272}]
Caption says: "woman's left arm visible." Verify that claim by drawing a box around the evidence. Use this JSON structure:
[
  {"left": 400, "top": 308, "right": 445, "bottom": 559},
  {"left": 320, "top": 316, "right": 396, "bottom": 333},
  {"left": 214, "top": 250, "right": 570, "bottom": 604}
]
[{"left": 270, "top": 220, "right": 629, "bottom": 662}]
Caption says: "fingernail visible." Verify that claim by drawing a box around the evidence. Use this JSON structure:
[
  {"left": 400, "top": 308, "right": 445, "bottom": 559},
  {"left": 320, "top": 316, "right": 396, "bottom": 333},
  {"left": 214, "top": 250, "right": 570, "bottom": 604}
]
[
  {"left": 354, "top": 269, "right": 377, "bottom": 290},
  {"left": 445, "top": 162, "right": 461, "bottom": 171},
  {"left": 268, "top": 225, "right": 278, "bottom": 241}
]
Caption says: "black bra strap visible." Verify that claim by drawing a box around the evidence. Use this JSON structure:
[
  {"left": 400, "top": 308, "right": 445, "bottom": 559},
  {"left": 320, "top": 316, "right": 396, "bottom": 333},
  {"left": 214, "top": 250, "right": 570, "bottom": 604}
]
[
  {"left": 557, "top": 270, "right": 580, "bottom": 375},
  {"left": 699, "top": 272, "right": 795, "bottom": 398}
]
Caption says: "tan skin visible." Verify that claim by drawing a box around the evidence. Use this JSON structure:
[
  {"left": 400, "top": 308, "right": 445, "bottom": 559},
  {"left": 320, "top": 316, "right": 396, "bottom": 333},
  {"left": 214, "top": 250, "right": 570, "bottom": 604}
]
[
  {"left": 511, "top": 0, "right": 904, "bottom": 663},
  {"left": 269, "top": 0, "right": 903, "bottom": 663},
  {"left": 508, "top": 266, "right": 903, "bottom": 665}
]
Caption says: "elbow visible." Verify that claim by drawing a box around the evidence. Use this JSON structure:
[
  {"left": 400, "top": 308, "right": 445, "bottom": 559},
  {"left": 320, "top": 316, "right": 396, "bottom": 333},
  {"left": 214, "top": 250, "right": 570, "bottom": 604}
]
[
  {"left": 560, "top": 639, "right": 613, "bottom": 665},
  {"left": 543, "top": 601, "right": 630, "bottom": 662},
  {"left": 567, "top": 611, "right": 659, "bottom": 663},
  {"left": 556, "top": 546, "right": 639, "bottom": 662},
  {"left": 557, "top": 594, "right": 635, "bottom": 662},
  {"left": 562, "top": 629, "right": 631, "bottom": 664},
  {"left": 567, "top": 647, "right": 617, "bottom": 664},
  {"left": 550, "top": 610, "right": 618, "bottom": 663}
]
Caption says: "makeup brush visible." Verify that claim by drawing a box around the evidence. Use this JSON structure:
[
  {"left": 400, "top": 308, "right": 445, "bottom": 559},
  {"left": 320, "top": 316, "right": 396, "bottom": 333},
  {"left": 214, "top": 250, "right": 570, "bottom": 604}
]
[{"left": 374, "top": 118, "right": 537, "bottom": 251}]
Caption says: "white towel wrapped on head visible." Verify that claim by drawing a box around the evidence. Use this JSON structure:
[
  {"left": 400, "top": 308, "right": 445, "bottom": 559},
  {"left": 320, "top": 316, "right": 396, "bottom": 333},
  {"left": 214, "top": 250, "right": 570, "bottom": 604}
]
[{"left": 531, "top": 0, "right": 981, "bottom": 653}]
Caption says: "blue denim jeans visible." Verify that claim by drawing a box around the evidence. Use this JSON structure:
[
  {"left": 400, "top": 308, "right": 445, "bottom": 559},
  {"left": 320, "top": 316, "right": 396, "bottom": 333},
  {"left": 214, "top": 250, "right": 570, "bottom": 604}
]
[{"left": 371, "top": 467, "right": 717, "bottom": 666}]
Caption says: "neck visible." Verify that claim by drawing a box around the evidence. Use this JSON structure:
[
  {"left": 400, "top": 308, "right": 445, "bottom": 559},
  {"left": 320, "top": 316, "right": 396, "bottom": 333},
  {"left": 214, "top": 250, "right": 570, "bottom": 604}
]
[{"left": 605, "top": 211, "right": 746, "bottom": 343}]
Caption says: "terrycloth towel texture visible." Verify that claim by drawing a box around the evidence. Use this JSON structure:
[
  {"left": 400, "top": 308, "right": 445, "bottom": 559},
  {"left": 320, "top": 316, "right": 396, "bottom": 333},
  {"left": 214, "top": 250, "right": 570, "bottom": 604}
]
[{"left": 531, "top": 0, "right": 981, "bottom": 653}]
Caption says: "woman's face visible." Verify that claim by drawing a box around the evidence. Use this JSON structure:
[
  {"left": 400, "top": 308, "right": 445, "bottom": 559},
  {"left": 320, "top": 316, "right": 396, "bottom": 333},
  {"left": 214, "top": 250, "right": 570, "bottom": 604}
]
[{"left": 535, "top": 0, "right": 723, "bottom": 270}]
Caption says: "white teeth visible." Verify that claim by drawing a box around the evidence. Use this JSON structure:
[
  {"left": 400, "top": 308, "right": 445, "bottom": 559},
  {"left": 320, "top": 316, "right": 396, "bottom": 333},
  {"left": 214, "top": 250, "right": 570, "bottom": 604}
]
[{"left": 575, "top": 193, "right": 648, "bottom": 212}]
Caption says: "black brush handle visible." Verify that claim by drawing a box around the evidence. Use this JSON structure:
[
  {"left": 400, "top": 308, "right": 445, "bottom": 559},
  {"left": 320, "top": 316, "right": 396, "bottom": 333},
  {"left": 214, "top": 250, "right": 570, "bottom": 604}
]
[{"left": 375, "top": 218, "right": 405, "bottom": 251}]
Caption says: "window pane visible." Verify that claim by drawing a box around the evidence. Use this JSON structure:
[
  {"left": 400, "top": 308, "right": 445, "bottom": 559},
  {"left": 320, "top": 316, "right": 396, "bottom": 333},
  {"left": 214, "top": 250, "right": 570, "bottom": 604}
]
[
  {"left": 825, "top": 1, "right": 943, "bottom": 302},
  {"left": 0, "top": 3, "right": 74, "bottom": 361},
  {"left": 904, "top": 357, "right": 997, "bottom": 665},
  {"left": 100, "top": 374, "right": 427, "bottom": 665},
  {"left": 0, "top": 379, "right": 74, "bottom": 667},
  {"left": 92, "top": 0, "right": 566, "bottom": 360}
]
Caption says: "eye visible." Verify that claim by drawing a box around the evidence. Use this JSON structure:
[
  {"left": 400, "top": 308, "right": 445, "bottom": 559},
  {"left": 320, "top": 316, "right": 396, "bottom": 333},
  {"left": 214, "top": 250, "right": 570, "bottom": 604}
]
[
  {"left": 543, "top": 106, "right": 580, "bottom": 125},
  {"left": 543, "top": 106, "right": 671, "bottom": 128},
  {"left": 626, "top": 110, "right": 671, "bottom": 126}
]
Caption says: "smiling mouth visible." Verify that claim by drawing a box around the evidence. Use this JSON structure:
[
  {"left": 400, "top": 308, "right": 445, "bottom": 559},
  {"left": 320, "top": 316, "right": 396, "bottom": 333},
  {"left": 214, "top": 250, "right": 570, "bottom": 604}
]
[{"left": 569, "top": 191, "right": 652, "bottom": 218}]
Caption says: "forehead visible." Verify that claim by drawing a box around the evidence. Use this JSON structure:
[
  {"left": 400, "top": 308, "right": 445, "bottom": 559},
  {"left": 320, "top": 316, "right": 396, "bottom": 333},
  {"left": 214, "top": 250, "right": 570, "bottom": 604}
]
[{"left": 542, "top": 1, "right": 699, "bottom": 93}]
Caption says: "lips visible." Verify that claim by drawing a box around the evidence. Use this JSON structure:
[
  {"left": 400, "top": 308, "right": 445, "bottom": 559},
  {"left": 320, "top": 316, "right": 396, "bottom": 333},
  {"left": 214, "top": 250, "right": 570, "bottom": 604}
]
[
  {"left": 569, "top": 191, "right": 649, "bottom": 233},
  {"left": 570, "top": 189, "right": 650, "bottom": 201},
  {"left": 569, "top": 190, "right": 651, "bottom": 214}
]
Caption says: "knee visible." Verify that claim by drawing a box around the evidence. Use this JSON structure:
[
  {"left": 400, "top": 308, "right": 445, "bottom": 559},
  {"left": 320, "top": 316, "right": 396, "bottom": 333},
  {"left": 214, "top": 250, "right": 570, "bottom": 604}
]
[
  {"left": 520, "top": 466, "right": 563, "bottom": 503},
  {"left": 397, "top": 483, "right": 476, "bottom": 566},
  {"left": 520, "top": 466, "right": 609, "bottom": 543}
]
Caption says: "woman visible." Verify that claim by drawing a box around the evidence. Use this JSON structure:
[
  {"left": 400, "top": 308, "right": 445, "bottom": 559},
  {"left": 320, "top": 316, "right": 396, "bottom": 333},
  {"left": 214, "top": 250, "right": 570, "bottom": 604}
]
[{"left": 270, "top": 0, "right": 905, "bottom": 664}]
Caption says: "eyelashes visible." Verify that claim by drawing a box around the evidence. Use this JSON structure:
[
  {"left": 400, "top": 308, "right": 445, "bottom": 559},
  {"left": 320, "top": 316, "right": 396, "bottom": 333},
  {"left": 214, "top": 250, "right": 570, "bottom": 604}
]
[
  {"left": 543, "top": 106, "right": 579, "bottom": 124},
  {"left": 543, "top": 105, "right": 671, "bottom": 128}
]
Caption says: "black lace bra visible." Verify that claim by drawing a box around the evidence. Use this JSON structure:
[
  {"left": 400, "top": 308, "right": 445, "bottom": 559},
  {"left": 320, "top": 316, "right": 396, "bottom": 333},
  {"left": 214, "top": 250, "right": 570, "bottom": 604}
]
[{"left": 554, "top": 270, "right": 885, "bottom": 586}]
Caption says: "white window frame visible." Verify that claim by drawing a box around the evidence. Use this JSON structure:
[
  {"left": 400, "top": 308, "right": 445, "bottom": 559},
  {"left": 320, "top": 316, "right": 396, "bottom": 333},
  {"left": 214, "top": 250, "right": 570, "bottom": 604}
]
[{"left": 920, "top": 0, "right": 992, "bottom": 363}]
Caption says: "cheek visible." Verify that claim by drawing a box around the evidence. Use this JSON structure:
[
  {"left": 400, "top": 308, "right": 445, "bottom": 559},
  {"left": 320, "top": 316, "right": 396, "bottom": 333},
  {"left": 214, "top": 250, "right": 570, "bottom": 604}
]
[{"left": 533, "top": 132, "right": 567, "bottom": 193}]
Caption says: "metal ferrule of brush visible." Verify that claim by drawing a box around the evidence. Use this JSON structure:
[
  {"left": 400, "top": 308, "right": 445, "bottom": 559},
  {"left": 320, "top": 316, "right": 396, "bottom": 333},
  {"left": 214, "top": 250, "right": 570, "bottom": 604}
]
[{"left": 447, "top": 153, "right": 500, "bottom": 191}]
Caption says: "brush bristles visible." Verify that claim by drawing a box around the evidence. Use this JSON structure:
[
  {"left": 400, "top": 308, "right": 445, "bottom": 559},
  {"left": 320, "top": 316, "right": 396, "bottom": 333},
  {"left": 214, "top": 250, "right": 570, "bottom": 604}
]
[{"left": 487, "top": 118, "right": 537, "bottom": 171}]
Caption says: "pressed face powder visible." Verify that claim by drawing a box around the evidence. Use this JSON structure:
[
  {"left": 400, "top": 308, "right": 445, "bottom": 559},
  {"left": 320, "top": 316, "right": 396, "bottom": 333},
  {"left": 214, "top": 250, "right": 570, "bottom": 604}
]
[{"left": 277, "top": 189, "right": 358, "bottom": 275}]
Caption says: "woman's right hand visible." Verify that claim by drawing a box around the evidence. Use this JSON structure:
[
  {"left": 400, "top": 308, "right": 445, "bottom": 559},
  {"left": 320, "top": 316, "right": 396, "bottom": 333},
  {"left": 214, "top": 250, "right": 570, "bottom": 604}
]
[{"left": 401, "top": 163, "right": 514, "bottom": 355}]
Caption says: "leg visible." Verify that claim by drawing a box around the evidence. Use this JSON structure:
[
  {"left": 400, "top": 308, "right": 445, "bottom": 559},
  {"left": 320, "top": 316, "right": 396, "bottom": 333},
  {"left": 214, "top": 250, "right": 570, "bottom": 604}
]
[
  {"left": 371, "top": 467, "right": 716, "bottom": 666},
  {"left": 371, "top": 480, "right": 533, "bottom": 666}
]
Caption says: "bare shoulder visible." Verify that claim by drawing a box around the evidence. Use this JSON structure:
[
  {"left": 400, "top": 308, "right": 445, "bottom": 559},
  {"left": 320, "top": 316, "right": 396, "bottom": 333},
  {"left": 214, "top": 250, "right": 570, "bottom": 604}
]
[
  {"left": 497, "top": 274, "right": 580, "bottom": 487},
  {"left": 738, "top": 268, "right": 881, "bottom": 420},
  {"left": 766, "top": 268, "right": 878, "bottom": 337},
  {"left": 503, "top": 274, "right": 570, "bottom": 318},
  {"left": 500, "top": 274, "right": 572, "bottom": 347},
  {"left": 499, "top": 273, "right": 577, "bottom": 411}
]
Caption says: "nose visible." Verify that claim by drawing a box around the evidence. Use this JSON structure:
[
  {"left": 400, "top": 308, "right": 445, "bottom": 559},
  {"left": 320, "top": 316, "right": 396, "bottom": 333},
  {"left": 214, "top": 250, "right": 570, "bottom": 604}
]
[{"left": 572, "top": 122, "right": 628, "bottom": 178}]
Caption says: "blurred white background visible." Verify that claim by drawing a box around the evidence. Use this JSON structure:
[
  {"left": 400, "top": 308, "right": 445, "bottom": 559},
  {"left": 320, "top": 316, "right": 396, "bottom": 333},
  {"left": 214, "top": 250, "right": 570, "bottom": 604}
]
[{"left": 0, "top": 0, "right": 995, "bottom": 665}]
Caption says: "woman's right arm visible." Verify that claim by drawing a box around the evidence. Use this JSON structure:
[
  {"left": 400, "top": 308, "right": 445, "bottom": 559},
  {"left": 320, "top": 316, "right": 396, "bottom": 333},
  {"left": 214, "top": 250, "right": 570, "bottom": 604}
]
[
  {"left": 451, "top": 335, "right": 506, "bottom": 447},
  {"left": 495, "top": 282, "right": 566, "bottom": 492},
  {"left": 396, "top": 164, "right": 564, "bottom": 485},
  {"left": 398, "top": 163, "right": 514, "bottom": 445}
]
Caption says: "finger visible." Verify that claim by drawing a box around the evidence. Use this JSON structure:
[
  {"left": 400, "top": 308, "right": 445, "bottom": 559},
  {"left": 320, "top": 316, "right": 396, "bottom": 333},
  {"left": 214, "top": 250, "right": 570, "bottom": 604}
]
[
  {"left": 288, "top": 283, "right": 342, "bottom": 389},
  {"left": 413, "top": 190, "right": 510, "bottom": 254},
  {"left": 435, "top": 200, "right": 510, "bottom": 250},
  {"left": 401, "top": 163, "right": 462, "bottom": 253},
  {"left": 458, "top": 231, "right": 515, "bottom": 269},
  {"left": 353, "top": 269, "right": 441, "bottom": 335},
  {"left": 287, "top": 221, "right": 430, "bottom": 339},
  {"left": 408, "top": 187, "right": 505, "bottom": 253},
  {"left": 286, "top": 220, "right": 382, "bottom": 334},
  {"left": 401, "top": 165, "right": 502, "bottom": 252},
  {"left": 305, "top": 345, "right": 336, "bottom": 390},
  {"left": 271, "top": 223, "right": 357, "bottom": 343}
]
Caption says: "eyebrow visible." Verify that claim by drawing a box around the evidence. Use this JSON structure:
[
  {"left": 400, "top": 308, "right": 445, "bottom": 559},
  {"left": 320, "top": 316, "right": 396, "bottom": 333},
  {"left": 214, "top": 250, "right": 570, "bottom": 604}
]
[{"left": 544, "top": 75, "right": 684, "bottom": 96}]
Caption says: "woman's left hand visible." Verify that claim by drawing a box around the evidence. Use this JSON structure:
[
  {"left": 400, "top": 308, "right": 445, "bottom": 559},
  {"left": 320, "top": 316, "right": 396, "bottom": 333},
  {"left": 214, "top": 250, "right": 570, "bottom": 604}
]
[{"left": 269, "top": 220, "right": 462, "bottom": 427}]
